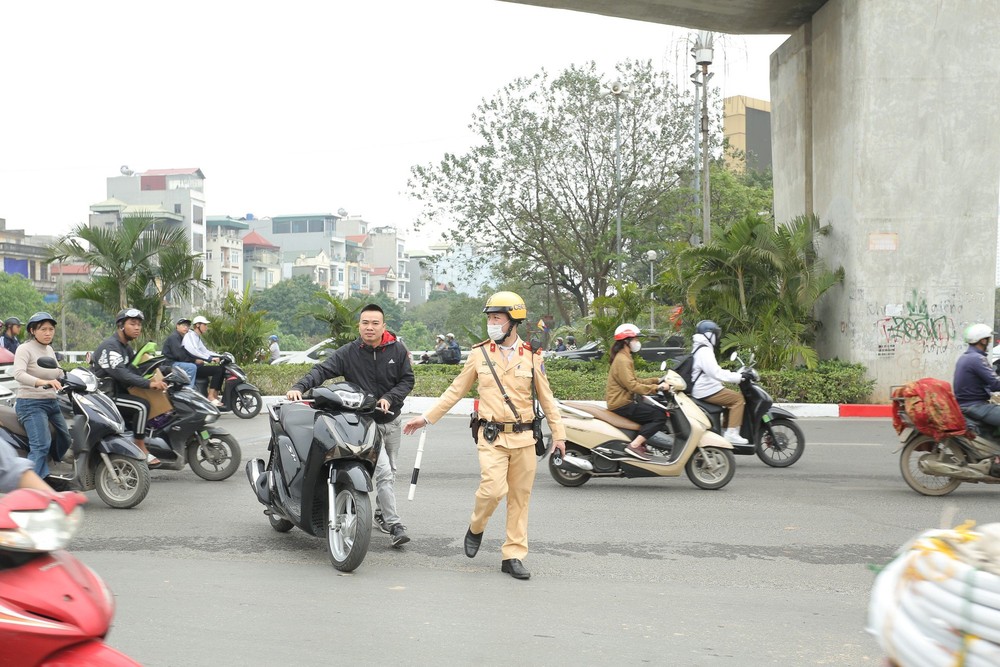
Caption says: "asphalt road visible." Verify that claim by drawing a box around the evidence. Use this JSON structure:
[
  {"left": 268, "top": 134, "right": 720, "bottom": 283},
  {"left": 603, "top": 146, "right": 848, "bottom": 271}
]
[{"left": 66, "top": 414, "right": 1000, "bottom": 666}]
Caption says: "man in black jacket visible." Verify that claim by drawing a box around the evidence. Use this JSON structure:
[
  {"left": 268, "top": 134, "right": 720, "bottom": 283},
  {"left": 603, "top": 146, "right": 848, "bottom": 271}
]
[
  {"left": 92, "top": 308, "right": 168, "bottom": 465},
  {"left": 287, "top": 304, "right": 414, "bottom": 547},
  {"left": 161, "top": 317, "right": 198, "bottom": 388}
]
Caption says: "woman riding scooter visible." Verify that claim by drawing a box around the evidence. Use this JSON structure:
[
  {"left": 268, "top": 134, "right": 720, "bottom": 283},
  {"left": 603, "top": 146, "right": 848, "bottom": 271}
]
[
  {"left": 605, "top": 323, "right": 669, "bottom": 461},
  {"left": 12, "top": 312, "right": 73, "bottom": 491}
]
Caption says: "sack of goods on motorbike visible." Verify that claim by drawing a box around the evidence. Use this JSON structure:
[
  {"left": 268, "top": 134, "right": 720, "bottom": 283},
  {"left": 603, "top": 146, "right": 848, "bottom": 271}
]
[
  {"left": 550, "top": 367, "right": 736, "bottom": 490},
  {"left": 892, "top": 377, "right": 1000, "bottom": 496},
  {"left": 245, "top": 383, "right": 382, "bottom": 572}
]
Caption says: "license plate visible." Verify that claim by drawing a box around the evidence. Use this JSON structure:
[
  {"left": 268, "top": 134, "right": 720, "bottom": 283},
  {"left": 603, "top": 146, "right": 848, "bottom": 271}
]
[
  {"left": 200, "top": 430, "right": 210, "bottom": 439},
  {"left": 761, "top": 414, "right": 772, "bottom": 423}
]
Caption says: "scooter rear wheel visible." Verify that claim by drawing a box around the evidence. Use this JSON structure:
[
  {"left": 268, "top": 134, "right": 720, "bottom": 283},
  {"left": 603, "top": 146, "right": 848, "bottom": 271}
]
[
  {"left": 756, "top": 418, "right": 805, "bottom": 468},
  {"left": 95, "top": 454, "right": 151, "bottom": 509},
  {"left": 685, "top": 446, "right": 735, "bottom": 490},
  {"left": 899, "top": 436, "right": 963, "bottom": 496},
  {"left": 548, "top": 443, "right": 591, "bottom": 487},
  {"left": 327, "top": 486, "right": 372, "bottom": 572}
]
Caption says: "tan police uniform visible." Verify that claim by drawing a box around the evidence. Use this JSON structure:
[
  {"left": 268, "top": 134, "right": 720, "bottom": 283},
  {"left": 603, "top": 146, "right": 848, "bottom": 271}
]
[{"left": 422, "top": 336, "right": 566, "bottom": 560}]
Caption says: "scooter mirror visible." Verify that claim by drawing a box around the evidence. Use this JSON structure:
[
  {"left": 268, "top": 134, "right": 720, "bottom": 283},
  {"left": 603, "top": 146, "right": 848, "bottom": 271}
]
[
  {"left": 729, "top": 351, "right": 738, "bottom": 362},
  {"left": 37, "top": 357, "right": 59, "bottom": 370},
  {"left": 659, "top": 361, "right": 667, "bottom": 371}
]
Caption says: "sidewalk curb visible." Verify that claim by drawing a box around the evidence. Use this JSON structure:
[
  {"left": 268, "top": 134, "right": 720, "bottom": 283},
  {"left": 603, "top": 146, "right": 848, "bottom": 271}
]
[{"left": 263, "top": 396, "right": 892, "bottom": 418}]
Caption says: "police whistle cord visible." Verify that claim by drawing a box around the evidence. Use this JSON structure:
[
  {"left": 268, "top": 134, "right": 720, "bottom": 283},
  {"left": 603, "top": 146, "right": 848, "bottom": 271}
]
[
  {"left": 407, "top": 429, "right": 426, "bottom": 501},
  {"left": 868, "top": 521, "right": 1000, "bottom": 666}
]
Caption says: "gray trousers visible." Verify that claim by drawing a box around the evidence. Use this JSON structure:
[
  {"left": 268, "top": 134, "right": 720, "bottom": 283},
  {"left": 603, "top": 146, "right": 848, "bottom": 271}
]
[{"left": 374, "top": 416, "right": 403, "bottom": 526}]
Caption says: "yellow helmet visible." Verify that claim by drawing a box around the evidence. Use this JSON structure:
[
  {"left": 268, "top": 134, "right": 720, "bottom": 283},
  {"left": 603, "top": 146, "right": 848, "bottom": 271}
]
[{"left": 483, "top": 291, "right": 527, "bottom": 321}]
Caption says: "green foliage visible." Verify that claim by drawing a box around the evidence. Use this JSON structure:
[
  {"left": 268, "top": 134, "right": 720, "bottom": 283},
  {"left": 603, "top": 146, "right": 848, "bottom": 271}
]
[
  {"left": 48, "top": 214, "right": 210, "bottom": 338},
  {"left": 409, "top": 59, "right": 697, "bottom": 317},
  {"left": 398, "top": 321, "right": 434, "bottom": 351},
  {"left": 60, "top": 299, "right": 112, "bottom": 352},
  {"left": 407, "top": 292, "right": 485, "bottom": 347},
  {"left": 244, "top": 357, "right": 873, "bottom": 404},
  {"left": 658, "top": 213, "right": 843, "bottom": 370},
  {"left": 252, "top": 275, "right": 329, "bottom": 339},
  {"left": 586, "top": 282, "right": 646, "bottom": 358},
  {"left": 201, "top": 288, "right": 270, "bottom": 364},
  {"left": 761, "top": 360, "right": 875, "bottom": 404},
  {"left": 302, "top": 293, "right": 360, "bottom": 347},
  {"left": 0, "top": 274, "right": 47, "bottom": 327}
]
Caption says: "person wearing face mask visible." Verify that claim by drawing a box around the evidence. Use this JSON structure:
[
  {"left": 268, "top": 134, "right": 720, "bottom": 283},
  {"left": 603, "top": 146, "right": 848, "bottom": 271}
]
[
  {"left": 689, "top": 320, "right": 749, "bottom": 445},
  {"left": 604, "top": 323, "right": 669, "bottom": 461},
  {"left": 403, "top": 291, "right": 567, "bottom": 581}
]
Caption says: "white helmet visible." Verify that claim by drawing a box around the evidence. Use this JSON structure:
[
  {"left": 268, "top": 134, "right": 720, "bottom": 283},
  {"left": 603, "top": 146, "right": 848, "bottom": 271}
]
[
  {"left": 192, "top": 315, "right": 211, "bottom": 326},
  {"left": 965, "top": 323, "right": 993, "bottom": 344},
  {"left": 614, "top": 323, "right": 642, "bottom": 340}
]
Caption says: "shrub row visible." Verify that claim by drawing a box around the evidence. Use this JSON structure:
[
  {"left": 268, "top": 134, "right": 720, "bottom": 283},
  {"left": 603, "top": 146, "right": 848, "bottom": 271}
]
[{"left": 245, "top": 357, "right": 876, "bottom": 404}]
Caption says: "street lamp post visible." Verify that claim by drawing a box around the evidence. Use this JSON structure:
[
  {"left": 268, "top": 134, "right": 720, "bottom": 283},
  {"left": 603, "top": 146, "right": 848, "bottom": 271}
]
[
  {"left": 646, "top": 249, "right": 657, "bottom": 331},
  {"left": 692, "top": 31, "right": 714, "bottom": 245},
  {"left": 610, "top": 80, "right": 628, "bottom": 282}
]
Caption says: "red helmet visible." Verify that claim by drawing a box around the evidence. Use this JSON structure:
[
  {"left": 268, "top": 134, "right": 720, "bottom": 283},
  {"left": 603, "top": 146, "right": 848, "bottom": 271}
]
[{"left": 613, "top": 323, "right": 641, "bottom": 340}]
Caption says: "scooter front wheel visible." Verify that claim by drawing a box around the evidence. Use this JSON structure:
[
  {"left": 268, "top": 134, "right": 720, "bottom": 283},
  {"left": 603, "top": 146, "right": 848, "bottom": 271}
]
[
  {"left": 95, "top": 455, "right": 151, "bottom": 509},
  {"left": 231, "top": 389, "right": 262, "bottom": 419},
  {"left": 548, "top": 443, "right": 591, "bottom": 487},
  {"left": 188, "top": 433, "right": 242, "bottom": 481},
  {"left": 685, "top": 446, "right": 735, "bottom": 490},
  {"left": 327, "top": 486, "right": 372, "bottom": 572},
  {"left": 756, "top": 418, "right": 805, "bottom": 468}
]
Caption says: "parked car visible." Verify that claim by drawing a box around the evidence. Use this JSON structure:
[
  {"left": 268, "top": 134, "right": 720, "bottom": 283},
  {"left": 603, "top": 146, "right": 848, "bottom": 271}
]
[
  {"left": 545, "top": 336, "right": 686, "bottom": 365},
  {"left": 271, "top": 338, "right": 335, "bottom": 365}
]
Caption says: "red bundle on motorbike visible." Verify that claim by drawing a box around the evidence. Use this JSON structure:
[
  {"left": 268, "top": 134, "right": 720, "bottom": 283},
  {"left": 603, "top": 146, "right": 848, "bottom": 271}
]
[{"left": 891, "top": 378, "right": 971, "bottom": 441}]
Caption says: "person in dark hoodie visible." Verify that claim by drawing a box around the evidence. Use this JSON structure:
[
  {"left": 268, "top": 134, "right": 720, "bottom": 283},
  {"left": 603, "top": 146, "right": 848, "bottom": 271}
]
[{"left": 286, "top": 303, "right": 414, "bottom": 547}]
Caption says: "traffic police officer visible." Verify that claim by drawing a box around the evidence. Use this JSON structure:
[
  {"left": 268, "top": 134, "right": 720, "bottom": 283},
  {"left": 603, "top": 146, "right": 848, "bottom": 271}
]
[{"left": 404, "top": 291, "right": 566, "bottom": 580}]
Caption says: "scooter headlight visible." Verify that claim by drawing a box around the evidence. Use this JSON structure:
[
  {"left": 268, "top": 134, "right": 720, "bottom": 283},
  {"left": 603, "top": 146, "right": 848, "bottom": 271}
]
[
  {"left": 334, "top": 390, "right": 365, "bottom": 409},
  {"left": 0, "top": 503, "right": 84, "bottom": 552}
]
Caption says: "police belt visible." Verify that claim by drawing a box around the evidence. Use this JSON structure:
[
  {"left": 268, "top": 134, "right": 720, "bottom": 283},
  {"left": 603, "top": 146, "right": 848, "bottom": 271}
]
[{"left": 479, "top": 420, "right": 534, "bottom": 434}]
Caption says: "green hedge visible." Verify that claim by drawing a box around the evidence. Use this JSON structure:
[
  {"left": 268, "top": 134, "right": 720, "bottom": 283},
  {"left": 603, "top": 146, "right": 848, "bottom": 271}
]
[{"left": 246, "top": 358, "right": 876, "bottom": 404}]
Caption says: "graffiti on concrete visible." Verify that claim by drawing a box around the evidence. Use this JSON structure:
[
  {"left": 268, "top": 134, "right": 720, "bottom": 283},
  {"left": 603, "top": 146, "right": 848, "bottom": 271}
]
[{"left": 876, "top": 291, "right": 956, "bottom": 352}]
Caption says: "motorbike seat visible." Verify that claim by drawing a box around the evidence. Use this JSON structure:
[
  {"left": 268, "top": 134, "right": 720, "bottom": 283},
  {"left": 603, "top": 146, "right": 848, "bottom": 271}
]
[
  {"left": 563, "top": 401, "right": 641, "bottom": 430},
  {"left": 280, "top": 403, "right": 316, "bottom": 453},
  {"left": 694, "top": 398, "right": 724, "bottom": 415}
]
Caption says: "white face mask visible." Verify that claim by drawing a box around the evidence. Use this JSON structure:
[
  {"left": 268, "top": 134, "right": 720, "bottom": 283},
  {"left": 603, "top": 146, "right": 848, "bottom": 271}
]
[
  {"left": 487, "top": 323, "right": 507, "bottom": 343},
  {"left": 629, "top": 340, "right": 642, "bottom": 353}
]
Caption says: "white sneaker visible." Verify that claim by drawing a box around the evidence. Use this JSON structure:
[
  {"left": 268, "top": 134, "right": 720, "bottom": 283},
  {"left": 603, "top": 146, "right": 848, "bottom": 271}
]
[{"left": 724, "top": 429, "right": 749, "bottom": 445}]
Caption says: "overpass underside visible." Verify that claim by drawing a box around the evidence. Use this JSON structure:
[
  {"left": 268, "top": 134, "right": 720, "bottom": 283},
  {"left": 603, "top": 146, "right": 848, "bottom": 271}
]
[{"left": 505, "top": 0, "right": 1000, "bottom": 400}]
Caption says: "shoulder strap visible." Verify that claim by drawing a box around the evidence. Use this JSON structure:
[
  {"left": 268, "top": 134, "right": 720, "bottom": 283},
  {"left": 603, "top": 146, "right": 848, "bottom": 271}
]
[
  {"left": 691, "top": 343, "right": 708, "bottom": 386},
  {"left": 479, "top": 346, "right": 523, "bottom": 420}
]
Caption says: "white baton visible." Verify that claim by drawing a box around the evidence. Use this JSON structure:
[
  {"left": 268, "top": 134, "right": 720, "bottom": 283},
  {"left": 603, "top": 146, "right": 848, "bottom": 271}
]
[{"left": 408, "top": 429, "right": 426, "bottom": 500}]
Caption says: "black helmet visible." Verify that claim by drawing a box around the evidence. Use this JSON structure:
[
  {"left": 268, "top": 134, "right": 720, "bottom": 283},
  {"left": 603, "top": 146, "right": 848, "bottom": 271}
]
[
  {"left": 4, "top": 317, "right": 22, "bottom": 328},
  {"left": 695, "top": 320, "right": 722, "bottom": 347},
  {"left": 115, "top": 307, "right": 145, "bottom": 327},
  {"left": 26, "top": 312, "right": 57, "bottom": 334}
]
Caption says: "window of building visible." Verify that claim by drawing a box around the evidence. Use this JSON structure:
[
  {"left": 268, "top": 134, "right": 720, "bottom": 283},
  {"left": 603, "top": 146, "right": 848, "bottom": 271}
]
[
  {"left": 266, "top": 271, "right": 274, "bottom": 287},
  {"left": 230, "top": 276, "right": 240, "bottom": 291},
  {"left": 206, "top": 249, "right": 213, "bottom": 261},
  {"left": 193, "top": 233, "right": 203, "bottom": 252},
  {"left": 174, "top": 203, "right": 182, "bottom": 214},
  {"left": 309, "top": 220, "right": 324, "bottom": 233},
  {"left": 292, "top": 220, "right": 307, "bottom": 234},
  {"left": 231, "top": 253, "right": 239, "bottom": 266},
  {"left": 193, "top": 205, "right": 203, "bottom": 226},
  {"left": 337, "top": 268, "right": 344, "bottom": 283},
  {"left": 273, "top": 220, "right": 290, "bottom": 234},
  {"left": 326, "top": 220, "right": 336, "bottom": 233}
]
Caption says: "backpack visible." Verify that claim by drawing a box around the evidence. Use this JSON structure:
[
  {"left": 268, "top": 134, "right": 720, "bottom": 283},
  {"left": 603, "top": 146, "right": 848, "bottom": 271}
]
[{"left": 670, "top": 343, "right": 707, "bottom": 392}]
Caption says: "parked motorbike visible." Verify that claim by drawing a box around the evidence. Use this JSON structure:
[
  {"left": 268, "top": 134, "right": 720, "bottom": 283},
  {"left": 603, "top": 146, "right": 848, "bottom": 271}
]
[
  {"left": 893, "top": 391, "right": 1000, "bottom": 496},
  {"left": 693, "top": 352, "right": 805, "bottom": 467},
  {"left": 246, "top": 383, "right": 381, "bottom": 572},
  {"left": 141, "top": 367, "right": 242, "bottom": 481},
  {"left": 549, "top": 368, "right": 736, "bottom": 489},
  {"left": 0, "top": 359, "right": 150, "bottom": 509},
  {"left": 137, "top": 351, "right": 263, "bottom": 419},
  {"left": 0, "top": 488, "right": 140, "bottom": 666}
]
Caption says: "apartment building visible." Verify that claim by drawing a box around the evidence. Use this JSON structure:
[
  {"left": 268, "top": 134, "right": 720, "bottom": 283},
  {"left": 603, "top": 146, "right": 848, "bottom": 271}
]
[
  {"left": 0, "top": 218, "right": 57, "bottom": 296},
  {"left": 247, "top": 213, "right": 351, "bottom": 298},
  {"left": 205, "top": 216, "right": 246, "bottom": 300},
  {"left": 241, "top": 231, "right": 281, "bottom": 293}
]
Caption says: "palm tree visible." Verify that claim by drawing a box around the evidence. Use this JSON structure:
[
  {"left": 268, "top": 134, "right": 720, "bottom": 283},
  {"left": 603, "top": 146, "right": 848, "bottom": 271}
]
[
  {"left": 665, "top": 213, "right": 842, "bottom": 369},
  {"left": 302, "top": 293, "right": 361, "bottom": 347},
  {"left": 48, "top": 214, "right": 211, "bottom": 336}
]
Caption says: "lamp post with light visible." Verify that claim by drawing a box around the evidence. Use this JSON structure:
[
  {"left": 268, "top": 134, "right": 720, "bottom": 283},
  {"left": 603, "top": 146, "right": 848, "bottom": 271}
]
[
  {"left": 646, "top": 249, "right": 657, "bottom": 331},
  {"left": 609, "top": 79, "right": 628, "bottom": 281}
]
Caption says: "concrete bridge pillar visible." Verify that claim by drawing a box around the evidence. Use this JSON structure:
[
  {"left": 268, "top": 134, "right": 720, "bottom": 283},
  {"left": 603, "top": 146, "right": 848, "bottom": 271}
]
[{"left": 771, "top": 0, "right": 1000, "bottom": 400}]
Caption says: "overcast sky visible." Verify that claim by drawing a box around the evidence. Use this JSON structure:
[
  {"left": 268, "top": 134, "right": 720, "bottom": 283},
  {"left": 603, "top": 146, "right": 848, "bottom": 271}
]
[{"left": 0, "top": 0, "right": 787, "bottom": 247}]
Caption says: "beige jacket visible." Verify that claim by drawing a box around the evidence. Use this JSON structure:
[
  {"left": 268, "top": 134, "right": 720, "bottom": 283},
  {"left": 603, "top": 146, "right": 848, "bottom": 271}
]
[
  {"left": 605, "top": 348, "right": 660, "bottom": 411},
  {"left": 13, "top": 339, "right": 62, "bottom": 400},
  {"left": 423, "top": 337, "right": 566, "bottom": 447}
]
